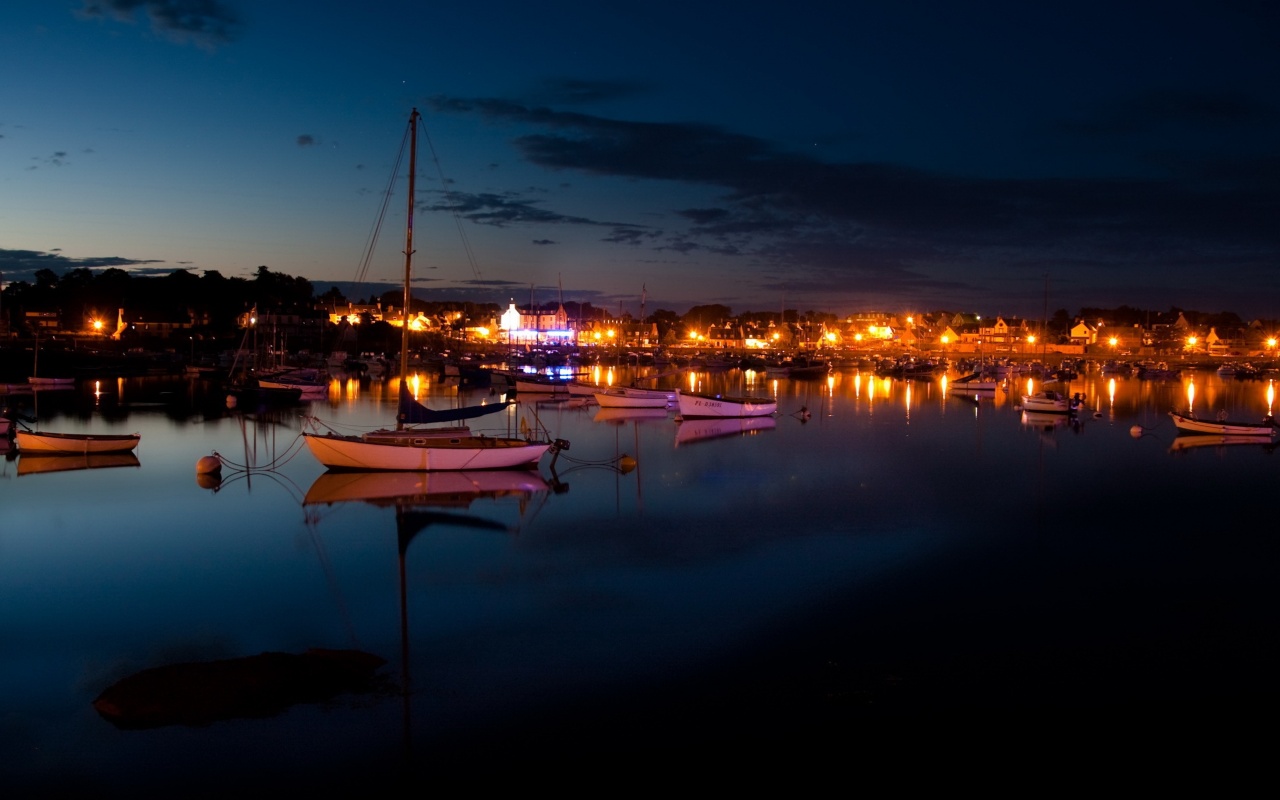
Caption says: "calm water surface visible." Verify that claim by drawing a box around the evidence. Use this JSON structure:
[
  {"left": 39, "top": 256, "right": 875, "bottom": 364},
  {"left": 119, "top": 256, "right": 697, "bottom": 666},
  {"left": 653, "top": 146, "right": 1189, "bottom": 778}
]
[{"left": 2, "top": 366, "right": 1276, "bottom": 789}]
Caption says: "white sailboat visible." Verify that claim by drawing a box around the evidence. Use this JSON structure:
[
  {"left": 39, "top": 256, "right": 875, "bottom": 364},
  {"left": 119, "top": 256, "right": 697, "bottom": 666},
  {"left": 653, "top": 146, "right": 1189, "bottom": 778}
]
[{"left": 302, "top": 109, "right": 563, "bottom": 472}]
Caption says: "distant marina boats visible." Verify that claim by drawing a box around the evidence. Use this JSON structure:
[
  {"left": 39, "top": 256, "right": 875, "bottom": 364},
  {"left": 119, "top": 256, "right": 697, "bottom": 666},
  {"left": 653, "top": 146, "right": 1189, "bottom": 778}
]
[{"left": 26, "top": 376, "right": 76, "bottom": 387}]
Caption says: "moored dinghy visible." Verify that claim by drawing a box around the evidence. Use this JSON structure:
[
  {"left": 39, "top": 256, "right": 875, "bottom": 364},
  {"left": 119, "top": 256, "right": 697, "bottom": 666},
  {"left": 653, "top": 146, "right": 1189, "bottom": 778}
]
[
  {"left": 16, "top": 430, "right": 141, "bottom": 454},
  {"left": 593, "top": 386, "right": 672, "bottom": 409},
  {"left": 1020, "top": 389, "right": 1085, "bottom": 414},
  {"left": 675, "top": 389, "right": 777, "bottom": 419},
  {"left": 1168, "top": 410, "right": 1278, "bottom": 437}
]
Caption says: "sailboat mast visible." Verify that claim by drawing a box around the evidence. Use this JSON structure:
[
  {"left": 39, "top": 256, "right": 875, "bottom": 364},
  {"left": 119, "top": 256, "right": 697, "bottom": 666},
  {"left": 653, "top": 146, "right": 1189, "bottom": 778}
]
[{"left": 400, "top": 109, "right": 419, "bottom": 398}]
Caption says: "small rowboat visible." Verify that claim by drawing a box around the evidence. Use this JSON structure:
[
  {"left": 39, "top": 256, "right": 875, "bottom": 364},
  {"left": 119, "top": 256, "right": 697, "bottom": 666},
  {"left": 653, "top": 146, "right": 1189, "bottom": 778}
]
[
  {"left": 16, "top": 430, "right": 142, "bottom": 454},
  {"left": 675, "top": 390, "right": 777, "bottom": 419},
  {"left": 1168, "top": 410, "right": 1277, "bottom": 437},
  {"left": 593, "top": 386, "right": 673, "bottom": 408}
]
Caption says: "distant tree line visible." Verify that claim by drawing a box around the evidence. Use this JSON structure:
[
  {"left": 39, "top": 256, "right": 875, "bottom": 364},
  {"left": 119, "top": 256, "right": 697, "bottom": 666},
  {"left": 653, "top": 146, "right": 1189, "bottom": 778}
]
[
  {"left": 1, "top": 266, "right": 312, "bottom": 338},
  {"left": 0, "top": 265, "right": 1265, "bottom": 351}
]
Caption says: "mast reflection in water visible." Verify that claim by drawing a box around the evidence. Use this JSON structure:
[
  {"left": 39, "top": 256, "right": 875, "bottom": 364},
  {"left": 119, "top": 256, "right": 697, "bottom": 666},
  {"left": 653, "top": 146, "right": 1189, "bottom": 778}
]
[{"left": 1, "top": 366, "right": 1276, "bottom": 788}]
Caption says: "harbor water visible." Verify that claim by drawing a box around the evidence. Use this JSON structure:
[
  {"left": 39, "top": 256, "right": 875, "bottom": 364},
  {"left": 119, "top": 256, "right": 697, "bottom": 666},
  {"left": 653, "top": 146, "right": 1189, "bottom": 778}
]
[{"left": 2, "top": 364, "right": 1276, "bottom": 789}]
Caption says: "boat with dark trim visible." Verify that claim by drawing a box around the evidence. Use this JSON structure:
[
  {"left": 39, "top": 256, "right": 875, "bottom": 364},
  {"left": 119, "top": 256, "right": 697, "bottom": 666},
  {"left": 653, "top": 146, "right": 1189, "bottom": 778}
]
[
  {"left": 301, "top": 109, "right": 561, "bottom": 472},
  {"left": 675, "top": 389, "right": 777, "bottom": 418},
  {"left": 593, "top": 386, "right": 672, "bottom": 409},
  {"left": 1020, "top": 389, "right": 1085, "bottom": 414},
  {"left": 16, "top": 430, "right": 141, "bottom": 454},
  {"left": 1168, "top": 410, "right": 1277, "bottom": 437}
]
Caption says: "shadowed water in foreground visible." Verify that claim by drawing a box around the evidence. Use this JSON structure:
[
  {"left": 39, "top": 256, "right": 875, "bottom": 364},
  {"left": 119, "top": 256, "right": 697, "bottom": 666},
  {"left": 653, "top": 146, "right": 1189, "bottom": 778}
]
[{"left": 2, "top": 367, "right": 1275, "bottom": 789}]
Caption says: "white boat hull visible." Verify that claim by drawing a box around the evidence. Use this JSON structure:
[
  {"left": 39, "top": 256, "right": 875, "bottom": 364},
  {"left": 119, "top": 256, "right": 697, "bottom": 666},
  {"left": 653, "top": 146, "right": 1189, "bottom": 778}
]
[
  {"left": 1168, "top": 412, "right": 1277, "bottom": 437},
  {"left": 676, "top": 390, "right": 777, "bottom": 418},
  {"left": 16, "top": 431, "right": 141, "bottom": 454},
  {"left": 1021, "top": 391, "right": 1083, "bottom": 414},
  {"left": 594, "top": 389, "right": 670, "bottom": 408},
  {"left": 302, "top": 431, "right": 550, "bottom": 471}
]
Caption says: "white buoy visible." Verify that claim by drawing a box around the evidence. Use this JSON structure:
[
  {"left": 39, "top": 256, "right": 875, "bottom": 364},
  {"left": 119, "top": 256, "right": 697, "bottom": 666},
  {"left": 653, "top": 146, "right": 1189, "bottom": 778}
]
[
  {"left": 196, "top": 455, "right": 222, "bottom": 474},
  {"left": 1129, "top": 425, "right": 1143, "bottom": 438}
]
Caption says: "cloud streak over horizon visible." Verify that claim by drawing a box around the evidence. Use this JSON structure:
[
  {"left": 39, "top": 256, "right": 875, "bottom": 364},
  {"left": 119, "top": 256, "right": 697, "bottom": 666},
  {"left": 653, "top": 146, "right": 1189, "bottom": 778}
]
[{"left": 2, "top": 3, "right": 1276, "bottom": 318}]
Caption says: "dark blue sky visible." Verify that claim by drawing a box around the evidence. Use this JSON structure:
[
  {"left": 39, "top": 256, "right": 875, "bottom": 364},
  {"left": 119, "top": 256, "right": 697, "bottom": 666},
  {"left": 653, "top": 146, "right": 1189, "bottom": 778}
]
[{"left": 2, "top": 1, "right": 1278, "bottom": 318}]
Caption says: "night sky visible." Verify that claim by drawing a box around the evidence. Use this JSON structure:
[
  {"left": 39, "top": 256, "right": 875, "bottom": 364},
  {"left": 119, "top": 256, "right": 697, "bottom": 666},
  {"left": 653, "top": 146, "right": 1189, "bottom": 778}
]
[{"left": 3, "top": 1, "right": 1278, "bottom": 318}]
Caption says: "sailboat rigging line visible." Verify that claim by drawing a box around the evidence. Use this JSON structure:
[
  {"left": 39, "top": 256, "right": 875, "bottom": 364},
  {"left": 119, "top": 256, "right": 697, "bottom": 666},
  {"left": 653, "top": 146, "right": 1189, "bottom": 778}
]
[
  {"left": 353, "top": 120, "right": 413, "bottom": 285},
  {"left": 209, "top": 434, "right": 311, "bottom": 473},
  {"left": 204, "top": 456, "right": 309, "bottom": 503},
  {"left": 417, "top": 113, "right": 484, "bottom": 282}
]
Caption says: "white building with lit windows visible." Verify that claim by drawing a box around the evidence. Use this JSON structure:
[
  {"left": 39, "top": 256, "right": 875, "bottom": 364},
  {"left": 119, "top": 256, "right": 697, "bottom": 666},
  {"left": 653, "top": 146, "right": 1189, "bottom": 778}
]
[{"left": 499, "top": 301, "right": 574, "bottom": 345}]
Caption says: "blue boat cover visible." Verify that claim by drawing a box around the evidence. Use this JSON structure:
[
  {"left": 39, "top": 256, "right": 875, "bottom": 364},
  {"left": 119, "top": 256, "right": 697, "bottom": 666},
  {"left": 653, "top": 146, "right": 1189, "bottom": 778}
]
[{"left": 397, "top": 383, "right": 512, "bottom": 424}]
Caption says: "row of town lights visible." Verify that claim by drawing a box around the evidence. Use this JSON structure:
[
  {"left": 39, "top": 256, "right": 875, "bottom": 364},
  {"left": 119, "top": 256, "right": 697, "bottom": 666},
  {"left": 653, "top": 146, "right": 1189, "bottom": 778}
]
[{"left": 74, "top": 313, "right": 1280, "bottom": 351}]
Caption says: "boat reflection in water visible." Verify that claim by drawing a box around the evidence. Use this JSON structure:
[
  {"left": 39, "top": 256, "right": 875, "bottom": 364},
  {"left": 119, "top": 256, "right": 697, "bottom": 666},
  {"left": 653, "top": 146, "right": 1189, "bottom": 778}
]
[
  {"left": 303, "top": 469, "right": 550, "bottom": 508},
  {"left": 303, "top": 468, "right": 553, "bottom": 754},
  {"left": 18, "top": 451, "right": 141, "bottom": 476},
  {"left": 592, "top": 406, "right": 670, "bottom": 424},
  {"left": 1020, "top": 410, "right": 1083, "bottom": 433},
  {"left": 674, "top": 415, "right": 777, "bottom": 446},
  {"left": 1169, "top": 434, "right": 1278, "bottom": 454}
]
